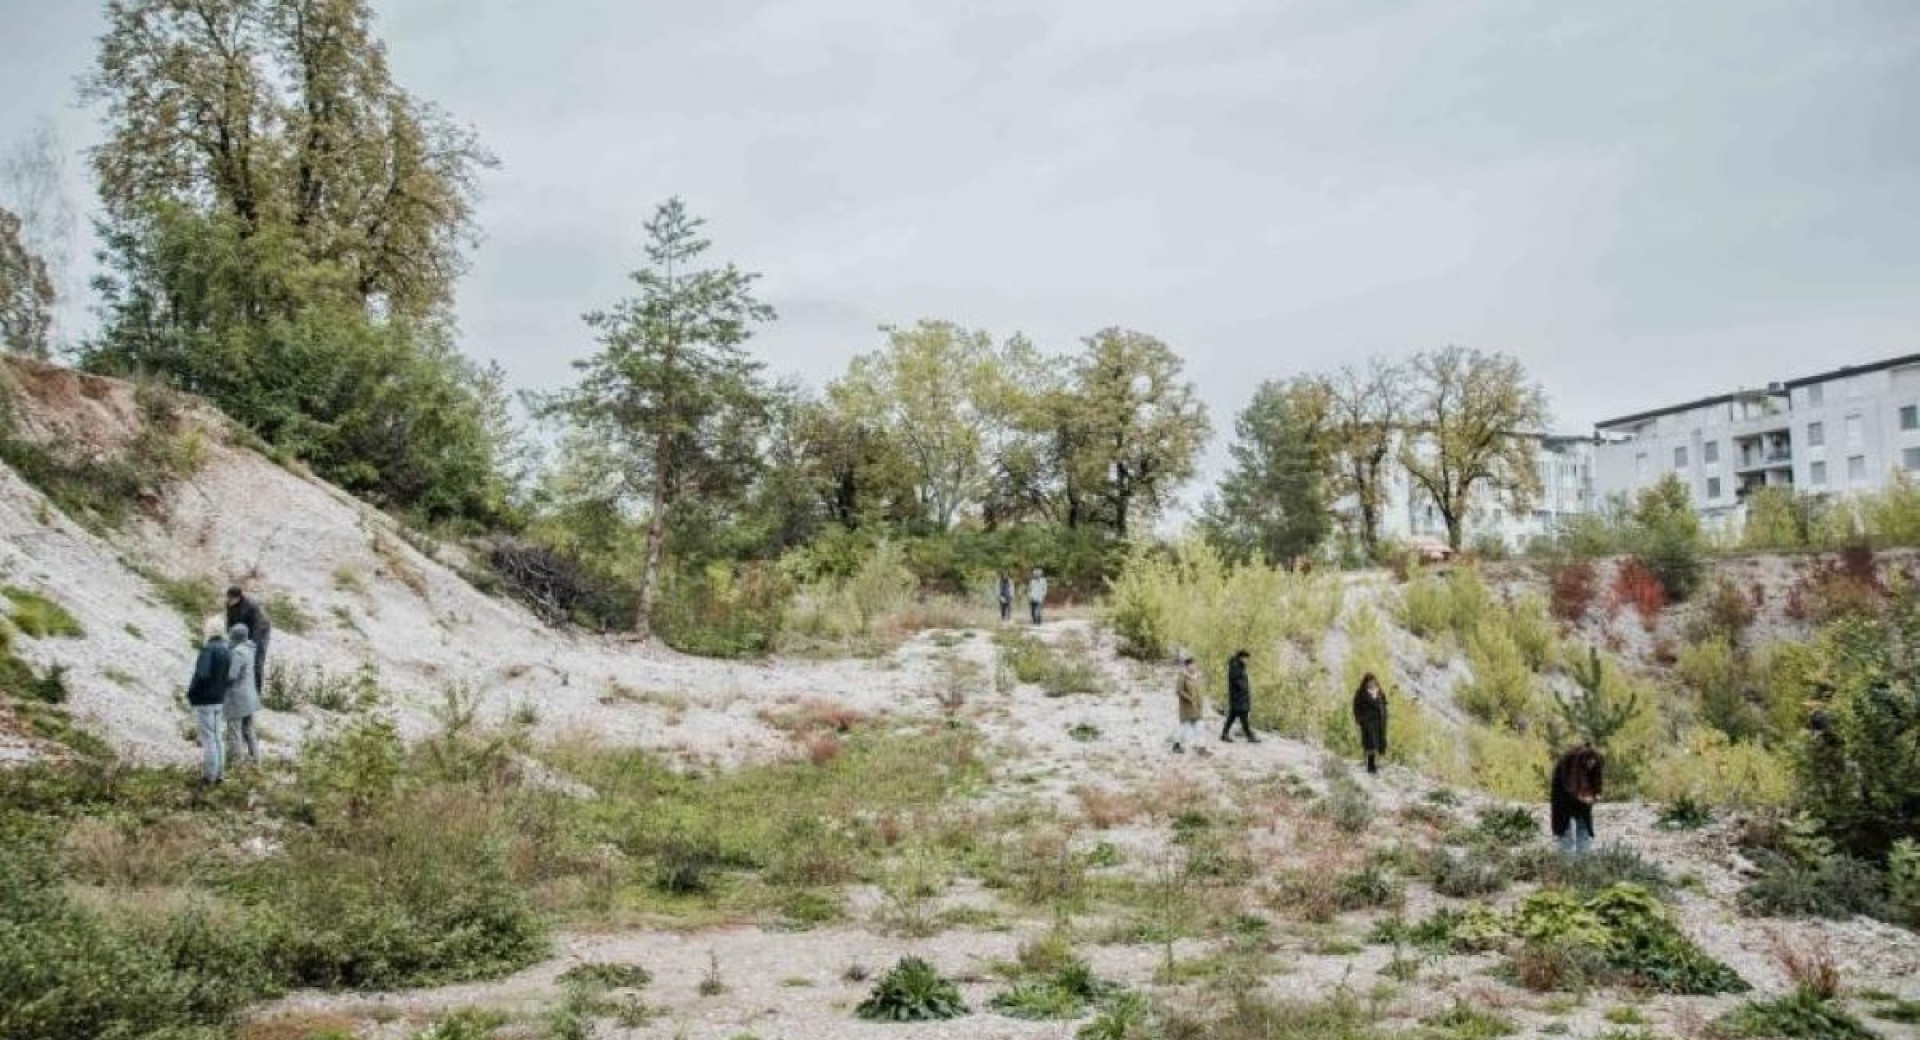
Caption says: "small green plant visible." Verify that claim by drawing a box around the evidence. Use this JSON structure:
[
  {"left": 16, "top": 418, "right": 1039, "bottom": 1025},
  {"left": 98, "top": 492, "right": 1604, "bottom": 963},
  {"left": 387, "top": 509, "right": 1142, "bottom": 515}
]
[
  {"left": 856, "top": 957, "right": 969, "bottom": 1022},
  {"left": 1315, "top": 775, "right": 1374, "bottom": 834},
  {"left": 1657, "top": 796, "right": 1714, "bottom": 831},
  {"left": 558, "top": 962, "right": 652, "bottom": 990},
  {"left": 1423, "top": 999, "right": 1517, "bottom": 1040},
  {"left": 4, "top": 587, "right": 84, "bottom": 638},
  {"left": 1427, "top": 847, "right": 1513, "bottom": 898},
  {"left": 698, "top": 950, "right": 727, "bottom": 996},
  {"left": 1470, "top": 805, "right": 1538, "bottom": 846},
  {"left": 1715, "top": 990, "right": 1879, "bottom": 1040},
  {"left": 1077, "top": 991, "right": 1150, "bottom": 1040},
  {"left": 410, "top": 1009, "right": 509, "bottom": 1040},
  {"left": 1068, "top": 722, "right": 1102, "bottom": 742},
  {"left": 1531, "top": 843, "right": 1670, "bottom": 895}
]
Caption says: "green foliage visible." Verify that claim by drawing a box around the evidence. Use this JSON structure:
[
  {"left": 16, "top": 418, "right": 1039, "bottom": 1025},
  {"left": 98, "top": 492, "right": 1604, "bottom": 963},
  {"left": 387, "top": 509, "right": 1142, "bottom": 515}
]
[
  {"left": 1793, "top": 603, "right": 1920, "bottom": 860},
  {"left": 996, "top": 631, "right": 1102, "bottom": 696},
  {"left": 1201, "top": 377, "right": 1331, "bottom": 565},
  {"left": 4, "top": 587, "right": 83, "bottom": 638},
  {"left": 1077, "top": 991, "right": 1151, "bottom": 1040},
  {"left": 1530, "top": 844, "right": 1671, "bottom": 895},
  {"left": 1631, "top": 474, "right": 1705, "bottom": 602},
  {"left": 1426, "top": 847, "right": 1515, "bottom": 898},
  {"left": 1739, "top": 849, "right": 1887, "bottom": 921},
  {"left": 1656, "top": 797, "right": 1714, "bottom": 831},
  {"left": 1396, "top": 566, "right": 1489, "bottom": 643},
  {"left": 1371, "top": 904, "right": 1509, "bottom": 954},
  {"left": 558, "top": 962, "right": 652, "bottom": 991},
  {"left": 1716, "top": 990, "right": 1879, "bottom": 1040},
  {"left": 1422, "top": 999, "right": 1517, "bottom": 1040},
  {"left": 856, "top": 957, "right": 968, "bottom": 1022},
  {"left": 1508, "top": 884, "right": 1747, "bottom": 995},
  {"left": 1400, "top": 347, "right": 1549, "bottom": 551},
  {"left": 1551, "top": 647, "right": 1645, "bottom": 754},
  {"left": 1470, "top": 805, "right": 1540, "bottom": 845},
  {"left": 1460, "top": 623, "right": 1537, "bottom": 728},
  {"left": 654, "top": 561, "right": 788, "bottom": 658},
  {"left": 0, "top": 377, "right": 209, "bottom": 531},
  {"left": 988, "top": 949, "right": 1121, "bottom": 1021},
  {"left": 1314, "top": 772, "right": 1375, "bottom": 834}
]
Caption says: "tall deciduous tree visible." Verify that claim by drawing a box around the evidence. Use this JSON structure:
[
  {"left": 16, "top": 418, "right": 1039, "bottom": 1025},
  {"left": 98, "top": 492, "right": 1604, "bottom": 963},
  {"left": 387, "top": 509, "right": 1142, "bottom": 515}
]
[
  {"left": 1322, "top": 360, "right": 1406, "bottom": 558},
  {"left": 830, "top": 320, "right": 1027, "bottom": 529},
  {"left": 1201, "top": 377, "right": 1331, "bottom": 565},
  {"left": 1400, "top": 346, "right": 1548, "bottom": 550},
  {"left": 540, "top": 198, "right": 774, "bottom": 637},
  {"left": 0, "top": 207, "right": 53, "bottom": 356},
  {"left": 1065, "top": 328, "right": 1210, "bottom": 539}
]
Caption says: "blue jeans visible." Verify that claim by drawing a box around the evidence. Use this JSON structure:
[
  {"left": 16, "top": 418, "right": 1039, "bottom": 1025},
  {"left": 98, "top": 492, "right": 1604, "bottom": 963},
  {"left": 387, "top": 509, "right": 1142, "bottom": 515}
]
[
  {"left": 1030, "top": 601, "right": 1043, "bottom": 624},
  {"left": 193, "top": 705, "right": 225, "bottom": 782},
  {"left": 1558, "top": 815, "right": 1594, "bottom": 855}
]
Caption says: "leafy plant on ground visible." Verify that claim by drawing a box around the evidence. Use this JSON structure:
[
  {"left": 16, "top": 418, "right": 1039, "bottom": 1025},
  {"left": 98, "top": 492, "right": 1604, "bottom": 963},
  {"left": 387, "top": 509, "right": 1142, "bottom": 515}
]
[
  {"left": 1423, "top": 999, "right": 1517, "bottom": 1040},
  {"left": 557, "top": 962, "right": 652, "bottom": 990},
  {"left": 1657, "top": 796, "right": 1714, "bottom": 831},
  {"left": 856, "top": 957, "right": 968, "bottom": 1022},
  {"left": 1529, "top": 843, "right": 1670, "bottom": 895},
  {"left": 1714, "top": 990, "right": 1879, "bottom": 1040},
  {"left": 1509, "top": 884, "right": 1746, "bottom": 995}
]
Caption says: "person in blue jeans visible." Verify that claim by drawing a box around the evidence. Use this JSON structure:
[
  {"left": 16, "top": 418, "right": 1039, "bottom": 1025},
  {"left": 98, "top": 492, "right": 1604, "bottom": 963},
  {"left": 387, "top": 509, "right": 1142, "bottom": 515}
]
[
  {"left": 1550, "top": 743, "right": 1604, "bottom": 854},
  {"left": 185, "top": 631, "right": 232, "bottom": 784},
  {"left": 1026, "top": 568, "right": 1048, "bottom": 625}
]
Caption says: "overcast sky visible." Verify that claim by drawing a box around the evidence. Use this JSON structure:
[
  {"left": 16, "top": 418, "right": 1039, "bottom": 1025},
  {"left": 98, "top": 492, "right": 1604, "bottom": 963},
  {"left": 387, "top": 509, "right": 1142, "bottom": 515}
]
[{"left": 4, "top": 0, "right": 1919, "bottom": 484}]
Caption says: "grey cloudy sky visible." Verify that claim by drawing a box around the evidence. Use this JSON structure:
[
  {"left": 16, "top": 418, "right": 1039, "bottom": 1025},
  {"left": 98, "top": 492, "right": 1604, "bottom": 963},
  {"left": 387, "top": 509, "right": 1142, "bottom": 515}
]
[{"left": 5, "top": 0, "right": 1919, "bottom": 483}]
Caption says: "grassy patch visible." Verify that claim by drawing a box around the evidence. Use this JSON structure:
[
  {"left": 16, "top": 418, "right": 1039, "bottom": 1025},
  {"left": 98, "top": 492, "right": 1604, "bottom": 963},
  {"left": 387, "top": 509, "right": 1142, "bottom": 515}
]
[
  {"left": 856, "top": 957, "right": 968, "bottom": 1022},
  {"left": 1715, "top": 990, "right": 1879, "bottom": 1040},
  {"left": 996, "top": 630, "right": 1102, "bottom": 695},
  {"left": 4, "top": 587, "right": 84, "bottom": 638}
]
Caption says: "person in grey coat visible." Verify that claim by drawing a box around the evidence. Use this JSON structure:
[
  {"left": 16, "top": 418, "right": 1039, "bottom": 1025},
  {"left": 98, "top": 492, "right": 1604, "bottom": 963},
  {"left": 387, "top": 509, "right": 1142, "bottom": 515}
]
[
  {"left": 1027, "top": 568, "right": 1049, "bottom": 625},
  {"left": 185, "top": 631, "right": 231, "bottom": 784},
  {"left": 224, "top": 623, "right": 260, "bottom": 765}
]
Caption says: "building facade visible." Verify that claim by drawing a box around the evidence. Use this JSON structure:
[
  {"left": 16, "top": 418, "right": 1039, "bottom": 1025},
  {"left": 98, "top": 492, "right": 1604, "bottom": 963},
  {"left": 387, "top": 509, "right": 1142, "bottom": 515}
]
[
  {"left": 1590, "top": 353, "right": 1920, "bottom": 524},
  {"left": 1367, "top": 432, "right": 1596, "bottom": 551}
]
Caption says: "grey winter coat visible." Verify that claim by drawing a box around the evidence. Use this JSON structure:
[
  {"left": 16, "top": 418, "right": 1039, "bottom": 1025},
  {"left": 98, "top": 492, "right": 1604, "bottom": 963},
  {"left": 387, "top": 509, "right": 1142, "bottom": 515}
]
[{"left": 225, "top": 630, "right": 260, "bottom": 718}]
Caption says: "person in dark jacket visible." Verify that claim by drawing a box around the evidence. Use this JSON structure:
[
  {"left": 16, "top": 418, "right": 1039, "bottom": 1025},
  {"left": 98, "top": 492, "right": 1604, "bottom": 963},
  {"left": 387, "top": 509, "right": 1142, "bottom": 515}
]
[
  {"left": 225, "top": 585, "right": 271, "bottom": 696},
  {"left": 1352, "top": 673, "right": 1388, "bottom": 774},
  {"left": 1550, "top": 744, "right": 1605, "bottom": 855},
  {"left": 997, "top": 572, "right": 1015, "bottom": 623},
  {"left": 1220, "top": 650, "right": 1258, "bottom": 743},
  {"left": 186, "top": 631, "right": 232, "bottom": 784}
]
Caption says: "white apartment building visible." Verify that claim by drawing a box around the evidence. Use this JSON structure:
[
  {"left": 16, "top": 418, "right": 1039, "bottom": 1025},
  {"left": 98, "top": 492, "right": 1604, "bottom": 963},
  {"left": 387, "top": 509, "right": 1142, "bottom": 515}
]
[
  {"left": 1591, "top": 353, "right": 1920, "bottom": 524},
  {"left": 1368, "top": 432, "right": 1595, "bottom": 551}
]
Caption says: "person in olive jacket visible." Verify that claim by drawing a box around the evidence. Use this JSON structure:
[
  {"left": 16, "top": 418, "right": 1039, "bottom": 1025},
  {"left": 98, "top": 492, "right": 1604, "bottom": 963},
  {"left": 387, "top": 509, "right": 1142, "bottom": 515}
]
[
  {"left": 1352, "top": 672, "right": 1388, "bottom": 774},
  {"left": 224, "top": 584, "right": 271, "bottom": 696},
  {"left": 1220, "top": 649, "right": 1258, "bottom": 743}
]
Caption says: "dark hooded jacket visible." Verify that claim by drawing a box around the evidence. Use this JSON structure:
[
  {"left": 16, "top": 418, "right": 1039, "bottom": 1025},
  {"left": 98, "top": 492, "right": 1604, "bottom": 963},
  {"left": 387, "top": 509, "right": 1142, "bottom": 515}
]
[
  {"left": 1227, "top": 655, "right": 1251, "bottom": 711},
  {"left": 225, "top": 595, "right": 271, "bottom": 639},
  {"left": 1352, "top": 682, "right": 1388, "bottom": 753},
  {"left": 186, "top": 638, "right": 232, "bottom": 707}
]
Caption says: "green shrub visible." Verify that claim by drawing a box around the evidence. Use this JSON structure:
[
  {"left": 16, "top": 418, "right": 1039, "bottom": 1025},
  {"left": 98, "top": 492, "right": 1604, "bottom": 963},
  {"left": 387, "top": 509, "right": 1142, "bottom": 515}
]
[
  {"left": 1657, "top": 797, "right": 1714, "bottom": 831},
  {"left": 1468, "top": 806, "right": 1539, "bottom": 846},
  {"left": 1427, "top": 847, "right": 1513, "bottom": 898},
  {"left": 1077, "top": 991, "right": 1151, "bottom": 1040},
  {"left": 1793, "top": 604, "right": 1920, "bottom": 860},
  {"left": 655, "top": 561, "right": 789, "bottom": 658},
  {"left": 1459, "top": 624, "right": 1538, "bottom": 728},
  {"left": 1333, "top": 863, "right": 1401, "bottom": 911},
  {"left": 1314, "top": 775, "right": 1374, "bottom": 834},
  {"left": 1423, "top": 999, "right": 1516, "bottom": 1040},
  {"left": 1739, "top": 850, "right": 1887, "bottom": 920},
  {"left": 1715, "top": 990, "right": 1879, "bottom": 1040},
  {"left": 1530, "top": 844, "right": 1670, "bottom": 895},
  {"left": 4, "top": 587, "right": 84, "bottom": 638},
  {"left": 557, "top": 962, "right": 652, "bottom": 991},
  {"left": 996, "top": 631, "right": 1102, "bottom": 695},
  {"left": 1509, "top": 884, "right": 1746, "bottom": 995},
  {"left": 856, "top": 957, "right": 968, "bottom": 1022}
]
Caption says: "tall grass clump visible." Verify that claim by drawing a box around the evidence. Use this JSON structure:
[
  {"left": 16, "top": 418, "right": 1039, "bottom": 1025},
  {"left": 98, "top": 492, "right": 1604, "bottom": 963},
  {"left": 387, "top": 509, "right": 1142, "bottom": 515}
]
[
  {"left": 778, "top": 540, "right": 921, "bottom": 656},
  {"left": 1395, "top": 565, "right": 1489, "bottom": 644}
]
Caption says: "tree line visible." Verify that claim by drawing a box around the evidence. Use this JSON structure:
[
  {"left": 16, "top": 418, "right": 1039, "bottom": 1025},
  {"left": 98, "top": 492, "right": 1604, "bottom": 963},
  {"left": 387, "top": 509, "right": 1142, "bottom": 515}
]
[{"left": 0, "top": 0, "right": 1555, "bottom": 638}]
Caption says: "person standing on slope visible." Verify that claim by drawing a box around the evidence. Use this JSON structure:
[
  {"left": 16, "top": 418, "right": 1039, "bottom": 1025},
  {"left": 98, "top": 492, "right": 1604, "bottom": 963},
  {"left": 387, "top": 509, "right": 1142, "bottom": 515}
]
[
  {"left": 225, "top": 584, "right": 272, "bottom": 696},
  {"left": 1550, "top": 743, "right": 1605, "bottom": 855},
  {"left": 997, "top": 571, "right": 1015, "bottom": 624},
  {"left": 186, "top": 630, "right": 232, "bottom": 784},
  {"left": 224, "top": 623, "right": 261, "bottom": 766},
  {"left": 1352, "top": 672, "right": 1389, "bottom": 774},
  {"left": 1221, "top": 649, "right": 1258, "bottom": 743},
  {"left": 1026, "top": 567, "right": 1048, "bottom": 625},
  {"left": 1171, "top": 651, "right": 1205, "bottom": 754}
]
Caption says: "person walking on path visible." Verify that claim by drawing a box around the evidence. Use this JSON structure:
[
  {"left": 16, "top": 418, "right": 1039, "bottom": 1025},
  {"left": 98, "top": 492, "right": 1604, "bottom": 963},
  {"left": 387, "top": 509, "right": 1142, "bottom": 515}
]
[
  {"left": 186, "top": 630, "right": 232, "bottom": 784},
  {"left": 1221, "top": 649, "right": 1258, "bottom": 743},
  {"left": 1352, "top": 672, "right": 1389, "bottom": 774},
  {"left": 997, "top": 572, "right": 1015, "bottom": 624},
  {"left": 1550, "top": 743, "right": 1605, "bottom": 855},
  {"left": 224, "top": 623, "right": 261, "bottom": 766},
  {"left": 1026, "top": 568, "right": 1048, "bottom": 625},
  {"left": 1171, "top": 652, "right": 1205, "bottom": 754},
  {"left": 225, "top": 585, "right": 271, "bottom": 696}
]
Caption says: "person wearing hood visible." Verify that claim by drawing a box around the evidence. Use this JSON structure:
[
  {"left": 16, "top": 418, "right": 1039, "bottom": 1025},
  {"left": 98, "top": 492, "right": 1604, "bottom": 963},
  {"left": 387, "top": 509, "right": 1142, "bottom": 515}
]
[
  {"left": 225, "top": 584, "right": 272, "bottom": 696},
  {"left": 1221, "top": 649, "right": 1258, "bottom": 743},
  {"left": 185, "top": 630, "right": 232, "bottom": 784},
  {"left": 224, "top": 623, "right": 261, "bottom": 766}
]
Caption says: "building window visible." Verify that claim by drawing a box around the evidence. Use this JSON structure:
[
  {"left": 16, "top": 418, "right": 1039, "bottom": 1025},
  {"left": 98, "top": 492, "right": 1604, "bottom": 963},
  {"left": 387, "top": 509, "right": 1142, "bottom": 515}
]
[
  {"left": 1846, "top": 414, "right": 1864, "bottom": 447},
  {"left": 1902, "top": 404, "right": 1918, "bottom": 431},
  {"left": 1811, "top": 461, "right": 1828, "bottom": 486},
  {"left": 1707, "top": 477, "right": 1722, "bottom": 500},
  {"left": 1848, "top": 455, "right": 1867, "bottom": 483},
  {"left": 1808, "top": 384, "right": 1825, "bottom": 407},
  {"left": 1703, "top": 441, "right": 1719, "bottom": 464},
  {"left": 1808, "top": 421, "right": 1825, "bottom": 447},
  {"left": 1635, "top": 453, "right": 1648, "bottom": 479},
  {"left": 1674, "top": 446, "right": 1688, "bottom": 469},
  {"left": 1906, "top": 447, "right": 1920, "bottom": 471}
]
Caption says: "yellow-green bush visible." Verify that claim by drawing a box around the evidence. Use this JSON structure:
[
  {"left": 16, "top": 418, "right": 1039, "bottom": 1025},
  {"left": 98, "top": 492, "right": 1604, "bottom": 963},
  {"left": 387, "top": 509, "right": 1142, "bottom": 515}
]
[
  {"left": 1103, "top": 538, "right": 1341, "bottom": 691},
  {"left": 1502, "top": 593, "right": 1558, "bottom": 673},
  {"left": 1334, "top": 607, "right": 1455, "bottom": 772},
  {"left": 1459, "top": 624, "right": 1537, "bottom": 729},
  {"left": 1640, "top": 729, "right": 1791, "bottom": 808},
  {"left": 779, "top": 540, "right": 920, "bottom": 655},
  {"left": 1396, "top": 566, "right": 1490, "bottom": 643},
  {"left": 1464, "top": 724, "right": 1551, "bottom": 801}
]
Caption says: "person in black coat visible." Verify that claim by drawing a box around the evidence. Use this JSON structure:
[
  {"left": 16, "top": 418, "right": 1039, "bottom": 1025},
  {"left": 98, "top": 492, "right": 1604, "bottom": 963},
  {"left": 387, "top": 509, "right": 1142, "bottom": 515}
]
[
  {"left": 1220, "top": 650, "right": 1258, "bottom": 743},
  {"left": 186, "top": 632, "right": 232, "bottom": 784},
  {"left": 1352, "top": 672, "right": 1388, "bottom": 774},
  {"left": 1550, "top": 744, "right": 1605, "bottom": 855},
  {"left": 224, "top": 585, "right": 272, "bottom": 696}
]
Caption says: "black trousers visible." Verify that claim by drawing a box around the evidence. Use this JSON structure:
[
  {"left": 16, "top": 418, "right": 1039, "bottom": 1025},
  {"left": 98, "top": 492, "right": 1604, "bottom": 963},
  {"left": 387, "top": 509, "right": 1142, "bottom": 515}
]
[
  {"left": 999, "top": 599, "right": 1011, "bottom": 622},
  {"left": 253, "top": 629, "right": 270, "bottom": 694},
  {"left": 1221, "top": 706, "right": 1253, "bottom": 739},
  {"left": 1551, "top": 796, "right": 1594, "bottom": 840}
]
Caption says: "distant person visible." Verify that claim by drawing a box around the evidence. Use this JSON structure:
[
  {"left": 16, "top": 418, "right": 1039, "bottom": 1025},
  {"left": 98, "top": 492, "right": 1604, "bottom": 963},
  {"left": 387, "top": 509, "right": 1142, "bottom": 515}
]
[
  {"left": 997, "top": 571, "right": 1015, "bottom": 623},
  {"left": 1351, "top": 672, "right": 1389, "bottom": 774},
  {"left": 186, "top": 630, "right": 232, "bottom": 784},
  {"left": 1221, "top": 649, "right": 1258, "bottom": 743},
  {"left": 224, "top": 623, "right": 260, "bottom": 766},
  {"left": 225, "top": 584, "right": 271, "bottom": 695},
  {"left": 1026, "top": 568, "right": 1048, "bottom": 625},
  {"left": 1171, "top": 651, "right": 1204, "bottom": 754},
  {"left": 1550, "top": 743, "right": 1605, "bottom": 855}
]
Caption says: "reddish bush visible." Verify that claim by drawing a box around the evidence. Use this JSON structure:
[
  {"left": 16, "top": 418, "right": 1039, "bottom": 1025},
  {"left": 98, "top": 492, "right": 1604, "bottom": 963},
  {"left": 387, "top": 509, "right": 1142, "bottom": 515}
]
[
  {"left": 1836, "top": 543, "right": 1880, "bottom": 588},
  {"left": 1784, "top": 585, "right": 1808, "bottom": 621},
  {"left": 801, "top": 731, "right": 843, "bottom": 766},
  {"left": 1611, "top": 559, "right": 1668, "bottom": 631},
  {"left": 1549, "top": 560, "right": 1599, "bottom": 623}
]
